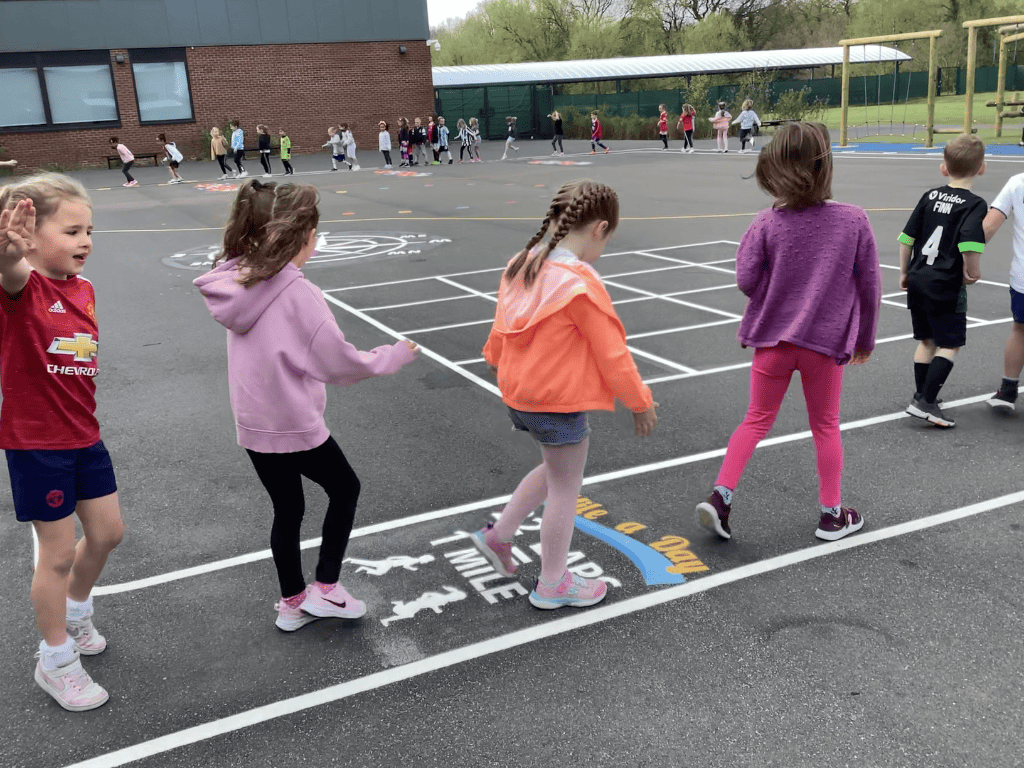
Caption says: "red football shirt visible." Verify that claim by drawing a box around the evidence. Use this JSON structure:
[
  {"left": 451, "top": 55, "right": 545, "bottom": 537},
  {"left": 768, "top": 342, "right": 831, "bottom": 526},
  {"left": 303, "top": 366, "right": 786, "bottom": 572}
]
[
  {"left": 0, "top": 270, "right": 100, "bottom": 450},
  {"left": 659, "top": 113, "right": 668, "bottom": 132}
]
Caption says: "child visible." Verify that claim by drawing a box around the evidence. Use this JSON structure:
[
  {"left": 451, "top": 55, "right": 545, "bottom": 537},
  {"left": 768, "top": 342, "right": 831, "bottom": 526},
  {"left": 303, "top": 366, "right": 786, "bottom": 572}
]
[
  {"left": 457, "top": 118, "right": 470, "bottom": 163},
  {"left": 985, "top": 168, "right": 1024, "bottom": 410},
  {"left": 468, "top": 117, "right": 482, "bottom": 162},
  {"left": 437, "top": 117, "right": 452, "bottom": 164},
  {"left": 677, "top": 104, "right": 695, "bottom": 154},
  {"left": 732, "top": 100, "right": 762, "bottom": 154},
  {"left": 340, "top": 123, "right": 359, "bottom": 171},
  {"left": 411, "top": 118, "right": 429, "bottom": 166},
  {"left": 472, "top": 180, "right": 658, "bottom": 609},
  {"left": 710, "top": 102, "right": 731, "bottom": 153},
  {"left": 257, "top": 124, "right": 273, "bottom": 178},
  {"left": 194, "top": 180, "right": 419, "bottom": 632},
  {"left": 501, "top": 116, "right": 519, "bottom": 160},
  {"left": 897, "top": 135, "right": 987, "bottom": 427},
  {"left": 590, "top": 113, "right": 608, "bottom": 154},
  {"left": 229, "top": 120, "right": 247, "bottom": 179},
  {"left": 278, "top": 129, "right": 293, "bottom": 175},
  {"left": 109, "top": 137, "right": 137, "bottom": 187},
  {"left": 428, "top": 116, "right": 439, "bottom": 164},
  {"left": 0, "top": 174, "right": 126, "bottom": 711},
  {"left": 158, "top": 133, "right": 184, "bottom": 183},
  {"left": 379, "top": 121, "right": 393, "bottom": 169},
  {"left": 211, "top": 127, "right": 233, "bottom": 179},
  {"left": 658, "top": 104, "right": 669, "bottom": 150},
  {"left": 549, "top": 111, "right": 564, "bottom": 156},
  {"left": 323, "top": 127, "right": 345, "bottom": 171},
  {"left": 695, "top": 122, "right": 881, "bottom": 543},
  {"left": 398, "top": 117, "right": 411, "bottom": 167}
]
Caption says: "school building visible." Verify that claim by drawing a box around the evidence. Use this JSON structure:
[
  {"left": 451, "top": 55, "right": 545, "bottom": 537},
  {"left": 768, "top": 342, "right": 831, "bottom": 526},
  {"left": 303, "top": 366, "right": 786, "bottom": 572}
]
[{"left": 0, "top": 0, "right": 435, "bottom": 169}]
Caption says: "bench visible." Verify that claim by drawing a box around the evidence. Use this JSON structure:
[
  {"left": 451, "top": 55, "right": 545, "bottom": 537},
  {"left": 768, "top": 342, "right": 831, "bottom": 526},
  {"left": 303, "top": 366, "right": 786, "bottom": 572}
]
[{"left": 106, "top": 152, "right": 160, "bottom": 169}]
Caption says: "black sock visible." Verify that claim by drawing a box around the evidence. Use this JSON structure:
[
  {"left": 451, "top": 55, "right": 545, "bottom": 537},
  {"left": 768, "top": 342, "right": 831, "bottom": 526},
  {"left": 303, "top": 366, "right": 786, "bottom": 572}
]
[
  {"left": 914, "top": 362, "right": 930, "bottom": 396},
  {"left": 1002, "top": 376, "right": 1019, "bottom": 394},
  {"left": 922, "top": 357, "right": 954, "bottom": 403}
]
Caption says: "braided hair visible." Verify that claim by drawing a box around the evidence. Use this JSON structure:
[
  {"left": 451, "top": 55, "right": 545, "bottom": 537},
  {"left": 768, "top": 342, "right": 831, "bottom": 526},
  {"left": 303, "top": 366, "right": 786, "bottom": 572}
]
[{"left": 503, "top": 180, "right": 619, "bottom": 288}]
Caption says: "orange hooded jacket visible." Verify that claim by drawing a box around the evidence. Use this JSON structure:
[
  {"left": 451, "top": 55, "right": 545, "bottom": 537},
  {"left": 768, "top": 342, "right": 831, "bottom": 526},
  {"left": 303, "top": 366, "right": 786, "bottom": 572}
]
[{"left": 482, "top": 251, "right": 653, "bottom": 414}]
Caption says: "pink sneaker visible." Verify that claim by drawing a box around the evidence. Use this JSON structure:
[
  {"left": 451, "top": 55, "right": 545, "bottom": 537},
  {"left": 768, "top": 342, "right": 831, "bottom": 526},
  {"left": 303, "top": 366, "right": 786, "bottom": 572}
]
[
  {"left": 34, "top": 654, "right": 109, "bottom": 712},
  {"left": 66, "top": 616, "right": 106, "bottom": 655},
  {"left": 470, "top": 522, "right": 517, "bottom": 577},
  {"left": 275, "top": 588, "right": 321, "bottom": 632},
  {"left": 529, "top": 570, "right": 607, "bottom": 610},
  {"left": 301, "top": 583, "right": 367, "bottom": 619}
]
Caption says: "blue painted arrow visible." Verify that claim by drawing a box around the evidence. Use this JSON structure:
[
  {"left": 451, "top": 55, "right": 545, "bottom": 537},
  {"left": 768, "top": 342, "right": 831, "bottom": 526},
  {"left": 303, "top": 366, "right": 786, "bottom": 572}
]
[{"left": 573, "top": 516, "right": 686, "bottom": 585}]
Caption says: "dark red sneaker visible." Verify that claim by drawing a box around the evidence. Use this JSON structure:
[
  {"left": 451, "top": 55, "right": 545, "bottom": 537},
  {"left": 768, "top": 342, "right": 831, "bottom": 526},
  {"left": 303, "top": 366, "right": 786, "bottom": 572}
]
[
  {"left": 815, "top": 507, "right": 864, "bottom": 541},
  {"left": 696, "top": 490, "right": 731, "bottom": 540}
]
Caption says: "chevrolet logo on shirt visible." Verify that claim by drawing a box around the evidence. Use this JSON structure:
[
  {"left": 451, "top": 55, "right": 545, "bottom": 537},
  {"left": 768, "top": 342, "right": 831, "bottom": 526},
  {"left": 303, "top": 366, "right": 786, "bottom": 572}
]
[{"left": 47, "top": 333, "right": 98, "bottom": 362}]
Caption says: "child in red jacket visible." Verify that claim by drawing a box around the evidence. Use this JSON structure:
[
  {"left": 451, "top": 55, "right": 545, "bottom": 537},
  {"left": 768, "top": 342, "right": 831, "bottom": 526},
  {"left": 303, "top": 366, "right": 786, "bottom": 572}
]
[
  {"left": 658, "top": 104, "right": 669, "bottom": 150},
  {"left": 590, "top": 113, "right": 609, "bottom": 154}
]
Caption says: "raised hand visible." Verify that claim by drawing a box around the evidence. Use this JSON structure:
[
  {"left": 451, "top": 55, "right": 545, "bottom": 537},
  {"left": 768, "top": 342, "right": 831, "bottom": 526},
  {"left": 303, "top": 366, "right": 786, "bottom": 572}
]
[{"left": 0, "top": 198, "right": 35, "bottom": 261}]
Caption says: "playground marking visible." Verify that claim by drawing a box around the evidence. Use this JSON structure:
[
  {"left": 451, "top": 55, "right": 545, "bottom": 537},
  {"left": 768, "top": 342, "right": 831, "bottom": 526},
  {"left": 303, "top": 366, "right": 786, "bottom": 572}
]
[{"left": 69, "top": 485, "right": 1024, "bottom": 768}]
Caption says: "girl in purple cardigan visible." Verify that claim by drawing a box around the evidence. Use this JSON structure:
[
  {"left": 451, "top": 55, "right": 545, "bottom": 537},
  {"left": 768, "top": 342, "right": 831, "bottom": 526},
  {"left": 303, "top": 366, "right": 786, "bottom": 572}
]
[
  {"left": 195, "top": 180, "right": 418, "bottom": 632},
  {"left": 696, "top": 122, "right": 881, "bottom": 543}
]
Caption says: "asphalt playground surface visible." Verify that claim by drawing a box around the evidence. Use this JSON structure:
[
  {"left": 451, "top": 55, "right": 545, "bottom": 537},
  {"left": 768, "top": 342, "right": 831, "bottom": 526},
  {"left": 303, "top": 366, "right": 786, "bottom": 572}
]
[{"left": 3, "top": 135, "right": 1024, "bottom": 768}]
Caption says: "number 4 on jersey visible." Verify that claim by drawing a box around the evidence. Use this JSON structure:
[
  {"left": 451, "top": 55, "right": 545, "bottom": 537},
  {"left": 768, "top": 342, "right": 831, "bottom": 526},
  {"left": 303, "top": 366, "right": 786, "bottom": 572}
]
[{"left": 921, "top": 225, "right": 943, "bottom": 265}]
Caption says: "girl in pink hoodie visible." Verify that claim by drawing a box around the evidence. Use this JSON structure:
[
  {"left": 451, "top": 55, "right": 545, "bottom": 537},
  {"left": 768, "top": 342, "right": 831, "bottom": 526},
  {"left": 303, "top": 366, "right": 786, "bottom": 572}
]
[{"left": 195, "top": 180, "right": 418, "bottom": 632}]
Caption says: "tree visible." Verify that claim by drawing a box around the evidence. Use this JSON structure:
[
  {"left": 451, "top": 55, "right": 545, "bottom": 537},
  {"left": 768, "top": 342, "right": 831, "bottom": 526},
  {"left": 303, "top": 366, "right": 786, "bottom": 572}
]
[{"left": 681, "top": 10, "right": 752, "bottom": 53}]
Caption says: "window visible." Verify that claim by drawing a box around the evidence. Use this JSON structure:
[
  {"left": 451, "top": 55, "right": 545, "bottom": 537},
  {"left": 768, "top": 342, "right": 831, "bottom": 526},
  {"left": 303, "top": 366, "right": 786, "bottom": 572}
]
[
  {"left": 130, "top": 49, "right": 194, "bottom": 124},
  {"left": 0, "top": 51, "right": 119, "bottom": 132}
]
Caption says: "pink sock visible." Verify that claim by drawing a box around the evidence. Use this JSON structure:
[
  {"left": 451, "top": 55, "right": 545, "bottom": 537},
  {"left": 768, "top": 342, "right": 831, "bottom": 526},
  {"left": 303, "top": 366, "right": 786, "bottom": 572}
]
[
  {"left": 283, "top": 590, "right": 306, "bottom": 608},
  {"left": 315, "top": 581, "right": 334, "bottom": 594}
]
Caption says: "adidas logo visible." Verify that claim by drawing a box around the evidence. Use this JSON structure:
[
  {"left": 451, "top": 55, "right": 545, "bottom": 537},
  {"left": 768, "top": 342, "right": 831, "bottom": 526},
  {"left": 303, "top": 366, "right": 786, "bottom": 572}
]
[{"left": 47, "top": 301, "right": 66, "bottom": 313}]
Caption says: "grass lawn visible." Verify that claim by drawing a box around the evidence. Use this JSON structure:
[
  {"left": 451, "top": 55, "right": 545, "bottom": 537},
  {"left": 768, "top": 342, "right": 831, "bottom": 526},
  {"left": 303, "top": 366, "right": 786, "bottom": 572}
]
[{"left": 815, "top": 92, "right": 1024, "bottom": 145}]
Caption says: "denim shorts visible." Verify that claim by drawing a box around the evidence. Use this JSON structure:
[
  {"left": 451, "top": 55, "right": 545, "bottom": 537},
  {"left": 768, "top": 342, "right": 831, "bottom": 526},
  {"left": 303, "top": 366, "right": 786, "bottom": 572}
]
[
  {"left": 507, "top": 407, "right": 590, "bottom": 446},
  {"left": 6, "top": 440, "right": 117, "bottom": 522},
  {"left": 1010, "top": 287, "right": 1024, "bottom": 324}
]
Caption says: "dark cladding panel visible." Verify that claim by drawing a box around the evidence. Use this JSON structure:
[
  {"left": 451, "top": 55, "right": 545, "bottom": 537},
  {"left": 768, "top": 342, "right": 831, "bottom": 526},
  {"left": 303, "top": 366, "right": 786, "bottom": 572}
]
[{"left": 224, "top": 0, "right": 262, "bottom": 45}]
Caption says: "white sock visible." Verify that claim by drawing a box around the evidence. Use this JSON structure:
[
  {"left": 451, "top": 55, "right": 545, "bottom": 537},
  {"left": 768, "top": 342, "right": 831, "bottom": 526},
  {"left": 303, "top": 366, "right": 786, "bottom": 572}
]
[
  {"left": 66, "top": 595, "right": 93, "bottom": 621},
  {"left": 714, "top": 485, "right": 733, "bottom": 505},
  {"left": 40, "top": 637, "right": 76, "bottom": 670},
  {"left": 821, "top": 504, "right": 842, "bottom": 516}
]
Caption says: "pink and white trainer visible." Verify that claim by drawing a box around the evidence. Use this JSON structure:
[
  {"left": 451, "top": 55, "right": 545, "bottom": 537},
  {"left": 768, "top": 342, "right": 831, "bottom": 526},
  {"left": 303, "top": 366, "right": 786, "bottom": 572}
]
[
  {"left": 301, "top": 583, "right": 367, "bottom": 620},
  {"left": 275, "top": 588, "right": 322, "bottom": 632},
  {"left": 34, "top": 654, "right": 109, "bottom": 712},
  {"left": 66, "top": 616, "right": 107, "bottom": 655}
]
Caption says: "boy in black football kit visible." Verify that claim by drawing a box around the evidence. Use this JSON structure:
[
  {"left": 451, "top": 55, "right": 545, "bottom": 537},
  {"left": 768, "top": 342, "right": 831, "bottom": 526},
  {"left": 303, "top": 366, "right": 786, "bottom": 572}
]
[{"left": 898, "top": 134, "right": 988, "bottom": 428}]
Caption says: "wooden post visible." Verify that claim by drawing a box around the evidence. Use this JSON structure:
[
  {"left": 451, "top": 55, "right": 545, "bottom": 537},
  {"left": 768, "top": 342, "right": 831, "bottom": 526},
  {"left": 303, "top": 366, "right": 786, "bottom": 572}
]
[
  {"left": 997, "top": 35, "right": 1008, "bottom": 137},
  {"left": 964, "top": 26, "right": 977, "bottom": 134},
  {"left": 927, "top": 35, "right": 937, "bottom": 148},
  {"left": 840, "top": 44, "right": 850, "bottom": 147}
]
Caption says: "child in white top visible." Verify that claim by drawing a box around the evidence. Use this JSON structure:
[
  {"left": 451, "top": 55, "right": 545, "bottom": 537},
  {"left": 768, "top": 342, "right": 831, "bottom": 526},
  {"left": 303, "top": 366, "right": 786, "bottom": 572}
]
[
  {"left": 732, "top": 100, "right": 762, "bottom": 153},
  {"left": 340, "top": 123, "right": 359, "bottom": 171},
  {"left": 157, "top": 133, "right": 184, "bottom": 183},
  {"left": 323, "top": 127, "right": 345, "bottom": 171},
  {"left": 984, "top": 172, "right": 1024, "bottom": 409},
  {"left": 437, "top": 117, "right": 452, "bottom": 164},
  {"left": 710, "top": 103, "right": 732, "bottom": 153},
  {"left": 468, "top": 118, "right": 482, "bottom": 162},
  {"left": 378, "top": 121, "right": 393, "bottom": 169}
]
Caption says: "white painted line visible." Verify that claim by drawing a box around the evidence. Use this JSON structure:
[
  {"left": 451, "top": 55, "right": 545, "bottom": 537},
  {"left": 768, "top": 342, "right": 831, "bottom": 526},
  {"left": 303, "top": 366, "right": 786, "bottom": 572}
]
[
  {"left": 627, "top": 317, "right": 738, "bottom": 341},
  {"left": 601, "top": 278, "right": 742, "bottom": 320},
  {"left": 436, "top": 276, "right": 499, "bottom": 303},
  {"left": 634, "top": 250, "right": 739, "bottom": 278},
  {"left": 402, "top": 318, "right": 494, "bottom": 335},
  {"left": 453, "top": 357, "right": 486, "bottom": 366},
  {"left": 626, "top": 345, "right": 697, "bottom": 374},
  {"left": 358, "top": 293, "right": 483, "bottom": 312},
  {"left": 92, "top": 392, "right": 994, "bottom": 597},
  {"left": 68, "top": 485, "right": 1024, "bottom": 768},
  {"left": 644, "top": 360, "right": 751, "bottom": 385}
]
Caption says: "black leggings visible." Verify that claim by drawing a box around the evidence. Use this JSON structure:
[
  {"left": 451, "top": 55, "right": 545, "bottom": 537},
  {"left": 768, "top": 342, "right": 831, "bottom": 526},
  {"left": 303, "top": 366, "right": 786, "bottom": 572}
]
[
  {"left": 282, "top": 159, "right": 293, "bottom": 174},
  {"left": 121, "top": 160, "right": 134, "bottom": 183},
  {"left": 661, "top": 133, "right": 668, "bottom": 148},
  {"left": 215, "top": 154, "right": 231, "bottom": 174},
  {"left": 683, "top": 130, "right": 694, "bottom": 149},
  {"left": 233, "top": 149, "right": 245, "bottom": 173},
  {"left": 381, "top": 149, "right": 392, "bottom": 165},
  {"left": 260, "top": 151, "right": 272, "bottom": 174},
  {"left": 740, "top": 128, "right": 752, "bottom": 149},
  {"left": 552, "top": 134, "right": 564, "bottom": 152},
  {"left": 246, "top": 436, "right": 360, "bottom": 598}
]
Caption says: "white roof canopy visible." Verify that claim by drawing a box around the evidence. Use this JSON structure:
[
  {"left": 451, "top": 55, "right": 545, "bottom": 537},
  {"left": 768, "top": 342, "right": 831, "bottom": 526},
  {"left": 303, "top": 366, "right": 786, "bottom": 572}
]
[{"left": 433, "top": 46, "right": 912, "bottom": 88}]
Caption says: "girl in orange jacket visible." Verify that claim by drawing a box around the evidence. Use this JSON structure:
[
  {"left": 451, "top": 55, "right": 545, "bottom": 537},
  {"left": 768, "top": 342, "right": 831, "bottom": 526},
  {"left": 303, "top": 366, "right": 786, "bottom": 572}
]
[{"left": 471, "top": 180, "right": 659, "bottom": 609}]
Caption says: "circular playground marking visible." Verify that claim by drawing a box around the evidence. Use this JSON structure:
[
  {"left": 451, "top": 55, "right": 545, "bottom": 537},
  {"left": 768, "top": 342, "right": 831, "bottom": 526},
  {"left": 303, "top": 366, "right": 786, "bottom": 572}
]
[
  {"left": 375, "top": 169, "right": 432, "bottom": 178},
  {"left": 194, "top": 183, "right": 239, "bottom": 192},
  {"left": 162, "top": 232, "right": 451, "bottom": 271},
  {"left": 527, "top": 160, "right": 593, "bottom": 166}
]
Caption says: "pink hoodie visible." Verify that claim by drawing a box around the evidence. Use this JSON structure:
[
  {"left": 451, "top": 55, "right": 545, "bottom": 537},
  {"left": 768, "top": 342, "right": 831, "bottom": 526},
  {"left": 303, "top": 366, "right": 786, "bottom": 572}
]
[{"left": 194, "top": 258, "right": 416, "bottom": 453}]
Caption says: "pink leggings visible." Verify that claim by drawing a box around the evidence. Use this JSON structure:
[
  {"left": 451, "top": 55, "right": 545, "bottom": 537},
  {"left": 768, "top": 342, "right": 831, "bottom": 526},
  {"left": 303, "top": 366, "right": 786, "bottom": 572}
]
[{"left": 716, "top": 342, "right": 845, "bottom": 506}]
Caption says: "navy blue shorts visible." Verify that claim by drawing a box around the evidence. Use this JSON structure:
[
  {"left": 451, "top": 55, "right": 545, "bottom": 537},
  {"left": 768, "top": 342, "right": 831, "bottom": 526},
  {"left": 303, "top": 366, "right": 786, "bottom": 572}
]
[
  {"left": 6, "top": 441, "right": 117, "bottom": 522},
  {"left": 507, "top": 407, "right": 590, "bottom": 446},
  {"left": 1010, "top": 287, "right": 1024, "bottom": 324}
]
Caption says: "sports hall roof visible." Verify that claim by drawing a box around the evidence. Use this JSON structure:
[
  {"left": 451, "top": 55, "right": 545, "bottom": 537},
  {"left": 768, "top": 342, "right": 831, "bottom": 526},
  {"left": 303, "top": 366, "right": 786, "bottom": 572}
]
[{"left": 432, "top": 46, "right": 912, "bottom": 88}]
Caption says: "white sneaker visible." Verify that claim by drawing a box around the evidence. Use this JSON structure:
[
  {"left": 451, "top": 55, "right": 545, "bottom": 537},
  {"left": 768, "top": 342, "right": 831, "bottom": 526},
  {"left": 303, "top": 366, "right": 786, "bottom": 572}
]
[
  {"left": 262, "top": 173, "right": 272, "bottom": 178},
  {"left": 34, "top": 653, "right": 109, "bottom": 712},
  {"left": 688, "top": 148, "right": 695, "bottom": 154},
  {"left": 66, "top": 615, "right": 106, "bottom": 655},
  {"left": 353, "top": 165, "right": 360, "bottom": 171},
  {"left": 559, "top": 152, "right": 564, "bottom": 156},
  {"left": 552, "top": 151, "right": 559, "bottom": 156},
  {"left": 237, "top": 170, "right": 248, "bottom": 178}
]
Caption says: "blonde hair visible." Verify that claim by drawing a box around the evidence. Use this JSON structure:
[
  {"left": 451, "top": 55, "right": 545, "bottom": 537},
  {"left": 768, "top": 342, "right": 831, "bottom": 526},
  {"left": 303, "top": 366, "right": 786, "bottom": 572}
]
[
  {"left": 755, "top": 122, "right": 833, "bottom": 210},
  {"left": 457, "top": 118, "right": 467, "bottom": 130},
  {"left": 550, "top": 110, "right": 561, "bottom": 120},
  {"left": 0, "top": 172, "right": 91, "bottom": 225},
  {"left": 211, "top": 126, "right": 222, "bottom": 138},
  {"left": 504, "top": 180, "right": 619, "bottom": 288},
  {"left": 215, "top": 180, "right": 320, "bottom": 288},
  {"left": 681, "top": 104, "right": 695, "bottom": 116},
  {"left": 742, "top": 99, "right": 753, "bottom": 110},
  {"left": 469, "top": 117, "right": 478, "bottom": 127}
]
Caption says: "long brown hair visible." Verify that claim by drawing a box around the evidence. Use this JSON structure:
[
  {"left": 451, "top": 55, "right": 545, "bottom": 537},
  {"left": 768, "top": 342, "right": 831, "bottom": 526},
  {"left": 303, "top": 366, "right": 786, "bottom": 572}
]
[
  {"left": 754, "top": 121, "right": 833, "bottom": 210},
  {"left": 215, "top": 179, "right": 320, "bottom": 287},
  {"left": 504, "top": 180, "right": 619, "bottom": 288}
]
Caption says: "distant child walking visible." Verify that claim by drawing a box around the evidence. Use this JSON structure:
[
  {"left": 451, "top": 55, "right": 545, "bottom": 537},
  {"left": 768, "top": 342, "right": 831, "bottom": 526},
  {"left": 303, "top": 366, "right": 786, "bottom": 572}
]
[
  {"left": 473, "top": 180, "right": 658, "bottom": 609},
  {"left": 468, "top": 117, "right": 482, "bottom": 161},
  {"left": 899, "top": 134, "right": 987, "bottom": 428},
  {"left": 0, "top": 173, "right": 126, "bottom": 711},
  {"left": 502, "top": 116, "right": 519, "bottom": 160},
  {"left": 428, "top": 116, "right": 439, "bottom": 163},
  {"left": 411, "top": 118, "right": 429, "bottom": 166},
  {"left": 109, "top": 137, "right": 137, "bottom": 187},
  {"left": 549, "top": 111, "right": 564, "bottom": 156},
  {"left": 158, "top": 133, "right": 184, "bottom": 183},
  {"left": 457, "top": 118, "right": 470, "bottom": 162},
  {"left": 229, "top": 120, "right": 247, "bottom": 178},
  {"left": 677, "top": 104, "right": 696, "bottom": 153},
  {"left": 711, "top": 102, "right": 731, "bottom": 153},
  {"left": 323, "top": 126, "right": 345, "bottom": 171},
  {"left": 398, "top": 117, "right": 411, "bottom": 167},
  {"left": 278, "top": 129, "right": 293, "bottom": 175},
  {"left": 732, "top": 100, "right": 762, "bottom": 153},
  {"left": 340, "top": 124, "right": 359, "bottom": 170},
  {"left": 590, "top": 113, "right": 608, "bottom": 154},
  {"left": 194, "top": 180, "right": 419, "bottom": 632},
  {"left": 658, "top": 104, "right": 669, "bottom": 150},
  {"left": 695, "top": 123, "right": 881, "bottom": 543},
  {"left": 211, "top": 127, "right": 233, "bottom": 179},
  {"left": 257, "top": 124, "right": 273, "bottom": 177},
  {"left": 437, "top": 117, "right": 452, "bottom": 164},
  {"left": 379, "top": 121, "right": 393, "bottom": 169}
]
